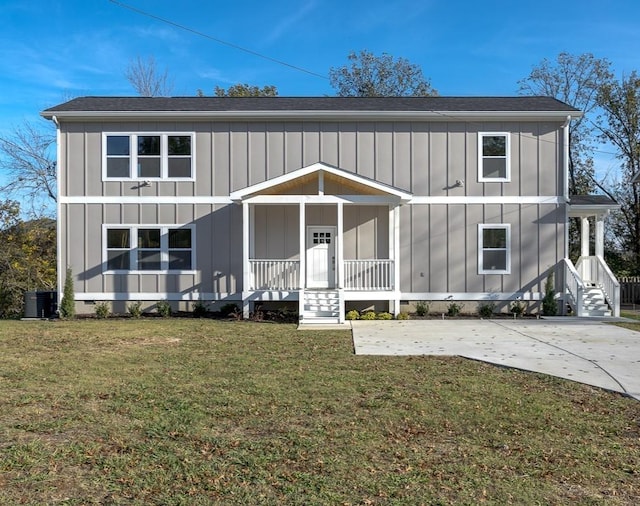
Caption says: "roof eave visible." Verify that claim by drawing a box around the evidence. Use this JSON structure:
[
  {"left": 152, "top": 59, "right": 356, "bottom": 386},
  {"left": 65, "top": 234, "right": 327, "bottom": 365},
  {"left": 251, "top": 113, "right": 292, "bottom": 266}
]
[{"left": 41, "top": 109, "right": 583, "bottom": 121}]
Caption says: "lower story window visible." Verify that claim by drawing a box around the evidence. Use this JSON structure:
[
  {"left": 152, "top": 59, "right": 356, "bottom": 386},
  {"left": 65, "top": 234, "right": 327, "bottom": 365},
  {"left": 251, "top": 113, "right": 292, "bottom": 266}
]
[
  {"left": 478, "top": 224, "right": 510, "bottom": 274},
  {"left": 105, "top": 226, "right": 194, "bottom": 272}
]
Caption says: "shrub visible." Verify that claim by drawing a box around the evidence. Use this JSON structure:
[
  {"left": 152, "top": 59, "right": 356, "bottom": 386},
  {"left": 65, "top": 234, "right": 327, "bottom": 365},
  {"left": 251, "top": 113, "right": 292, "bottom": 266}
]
[
  {"left": 127, "top": 301, "right": 143, "bottom": 318},
  {"left": 192, "top": 300, "right": 209, "bottom": 318},
  {"left": 360, "top": 311, "right": 377, "bottom": 320},
  {"left": 477, "top": 301, "right": 496, "bottom": 318},
  {"left": 220, "top": 303, "right": 239, "bottom": 317},
  {"left": 510, "top": 299, "right": 525, "bottom": 316},
  {"left": 345, "top": 310, "right": 360, "bottom": 320},
  {"left": 447, "top": 302, "right": 464, "bottom": 317},
  {"left": 542, "top": 271, "right": 557, "bottom": 316},
  {"left": 59, "top": 267, "right": 75, "bottom": 319},
  {"left": 377, "top": 311, "right": 393, "bottom": 320},
  {"left": 156, "top": 300, "right": 172, "bottom": 318},
  {"left": 415, "top": 300, "right": 429, "bottom": 317},
  {"left": 396, "top": 312, "right": 410, "bottom": 320},
  {"left": 94, "top": 301, "right": 110, "bottom": 319}
]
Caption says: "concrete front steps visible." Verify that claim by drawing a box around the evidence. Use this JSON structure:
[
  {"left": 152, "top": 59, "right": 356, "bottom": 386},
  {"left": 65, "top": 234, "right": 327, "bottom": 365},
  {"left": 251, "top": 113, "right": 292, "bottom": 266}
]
[
  {"left": 582, "top": 285, "right": 612, "bottom": 317},
  {"left": 300, "top": 289, "right": 341, "bottom": 324}
]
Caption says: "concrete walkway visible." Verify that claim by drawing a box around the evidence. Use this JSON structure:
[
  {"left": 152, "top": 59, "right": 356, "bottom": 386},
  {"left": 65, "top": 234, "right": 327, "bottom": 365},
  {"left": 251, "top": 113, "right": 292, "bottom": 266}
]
[{"left": 351, "top": 318, "right": 640, "bottom": 401}]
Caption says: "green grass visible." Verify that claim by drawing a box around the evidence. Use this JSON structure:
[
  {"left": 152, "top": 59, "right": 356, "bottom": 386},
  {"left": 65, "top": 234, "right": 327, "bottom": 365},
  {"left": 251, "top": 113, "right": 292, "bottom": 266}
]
[{"left": 1, "top": 320, "right": 639, "bottom": 505}]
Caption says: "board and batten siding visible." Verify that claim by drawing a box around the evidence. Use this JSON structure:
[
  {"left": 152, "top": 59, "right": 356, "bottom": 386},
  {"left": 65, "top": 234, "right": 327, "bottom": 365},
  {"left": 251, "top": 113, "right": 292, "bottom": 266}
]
[
  {"left": 59, "top": 120, "right": 563, "bottom": 199},
  {"left": 399, "top": 203, "right": 565, "bottom": 295}
]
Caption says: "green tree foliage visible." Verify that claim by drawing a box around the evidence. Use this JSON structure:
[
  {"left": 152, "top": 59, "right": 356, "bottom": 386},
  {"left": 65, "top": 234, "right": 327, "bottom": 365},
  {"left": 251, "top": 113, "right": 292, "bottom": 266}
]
[
  {"left": 0, "top": 200, "right": 56, "bottom": 317},
  {"left": 596, "top": 72, "right": 640, "bottom": 274},
  {"left": 542, "top": 271, "right": 557, "bottom": 316},
  {"left": 59, "top": 267, "right": 75, "bottom": 319},
  {"left": 197, "top": 84, "right": 279, "bottom": 97},
  {"left": 329, "top": 50, "right": 438, "bottom": 97}
]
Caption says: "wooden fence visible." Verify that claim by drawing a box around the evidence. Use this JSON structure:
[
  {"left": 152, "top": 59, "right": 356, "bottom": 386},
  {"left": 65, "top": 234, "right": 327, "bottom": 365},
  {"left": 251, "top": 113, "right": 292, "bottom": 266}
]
[{"left": 619, "top": 277, "right": 640, "bottom": 304}]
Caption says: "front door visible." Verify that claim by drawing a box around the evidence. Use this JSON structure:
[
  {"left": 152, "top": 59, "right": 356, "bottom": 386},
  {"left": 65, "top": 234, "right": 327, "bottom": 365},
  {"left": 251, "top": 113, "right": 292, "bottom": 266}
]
[{"left": 306, "top": 226, "right": 336, "bottom": 289}]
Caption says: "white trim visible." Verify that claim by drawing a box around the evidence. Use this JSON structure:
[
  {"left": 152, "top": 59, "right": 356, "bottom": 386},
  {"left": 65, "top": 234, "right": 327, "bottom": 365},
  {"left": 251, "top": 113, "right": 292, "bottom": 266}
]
[
  {"left": 56, "top": 122, "right": 63, "bottom": 304},
  {"left": 75, "top": 292, "right": 238, "bottom": 301},
  {"left": 478, "top": 132, "right": 511, "bottom": 182},
  {"left": 410, "top": 196, "right": 563, "bottom": 205},
  {"left": 59, "top": 195, "right": 564, "bottom": 205},
  {"left": 230, "top": 162, "right": 412, "bottom": 201},
  {"left": 102, "top": 224, "right": 196, "bottom": 273},
  {"left": 60, "top": 196, "right": 233, "bottom": 204},
  {"left": 102, "top": 132, "right": 196, "bottom": 181},
  {"left": 400, "top": 292, "right": 542, "bottom": 301},
  {"left": 478, "top": 224, "right": 511, "bottom": 275}
]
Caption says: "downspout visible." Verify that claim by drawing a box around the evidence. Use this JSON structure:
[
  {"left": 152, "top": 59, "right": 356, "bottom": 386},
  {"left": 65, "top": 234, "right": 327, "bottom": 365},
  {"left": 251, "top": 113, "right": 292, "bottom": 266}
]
[
  {"left": 52, "top": 116, "right": 63, "bottom": 314},
  {"left": 562, "top": 115, "right": 571, "bottom": 314}
]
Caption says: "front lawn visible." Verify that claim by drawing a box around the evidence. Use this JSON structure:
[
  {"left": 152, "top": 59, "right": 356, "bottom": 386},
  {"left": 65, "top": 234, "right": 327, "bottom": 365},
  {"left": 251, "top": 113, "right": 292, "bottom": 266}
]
[{"left": 1, "top": 320, "right": 638, "bottom": 504}]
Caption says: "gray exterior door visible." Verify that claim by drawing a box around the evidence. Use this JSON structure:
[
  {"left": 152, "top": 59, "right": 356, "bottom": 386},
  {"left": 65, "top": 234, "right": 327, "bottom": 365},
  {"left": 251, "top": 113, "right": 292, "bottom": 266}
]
[{"left": 306, "top": 226, "right": 336, "bottom": 289}]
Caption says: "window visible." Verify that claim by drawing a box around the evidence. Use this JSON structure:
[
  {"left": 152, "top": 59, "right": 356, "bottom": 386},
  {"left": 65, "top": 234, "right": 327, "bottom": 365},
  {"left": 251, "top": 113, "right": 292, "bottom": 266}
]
[
  {"left": 103, "top": 133, "right": 194, "bottom": 180},
  {"left": 479, "top": 133, "right": 510, "bottom": 181},
  {"left": 104, "top": 226, "right": 194, "bottom": 272},
  {"left": 478, "top": 224, "right": 510, "bottom": 274}
]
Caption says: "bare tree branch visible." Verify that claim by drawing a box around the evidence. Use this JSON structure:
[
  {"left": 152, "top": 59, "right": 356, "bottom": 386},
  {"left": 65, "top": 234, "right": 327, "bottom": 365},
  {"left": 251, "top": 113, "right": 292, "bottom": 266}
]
[{"left": 125, "top": 56, "right": 174, "bottom": 97}]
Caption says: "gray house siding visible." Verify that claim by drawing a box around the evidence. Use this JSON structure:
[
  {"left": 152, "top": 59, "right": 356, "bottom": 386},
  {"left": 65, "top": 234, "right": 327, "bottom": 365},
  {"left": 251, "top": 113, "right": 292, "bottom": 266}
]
[{"left": 50, "top": 100, "right": 570, "bottom": 311}]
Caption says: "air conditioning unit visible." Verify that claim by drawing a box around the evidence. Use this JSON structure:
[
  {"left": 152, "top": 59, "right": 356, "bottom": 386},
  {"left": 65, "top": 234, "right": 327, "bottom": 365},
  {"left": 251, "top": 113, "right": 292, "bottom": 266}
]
[{"left": 23, "top": 291, "right": 58, "bottom": 319}]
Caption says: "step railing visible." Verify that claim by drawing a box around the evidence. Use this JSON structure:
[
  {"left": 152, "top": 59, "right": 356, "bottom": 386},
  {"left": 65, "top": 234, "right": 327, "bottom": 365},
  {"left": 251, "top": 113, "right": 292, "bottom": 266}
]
[
  {"left": 563, "top": 258, "right": 585, "bottom": 316},
  {"left": 250, "top": 259, "right": 300, "bottom": 290},
  {"left": 344, "top": 259, "right": 394, "bottom": 290},
  {"left": 576, "top": 256, "right": 620, "bottom": 317}
]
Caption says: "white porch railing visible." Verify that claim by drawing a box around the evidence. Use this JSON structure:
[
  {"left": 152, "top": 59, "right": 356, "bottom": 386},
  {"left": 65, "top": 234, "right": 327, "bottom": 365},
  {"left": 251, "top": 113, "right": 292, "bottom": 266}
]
[
  {"left": 250, "top": 260, "right": 300, "bottom": 290},
  {"left": 563, "top": 258, "right": 585, "bottom": 316},
  {"left": 344, "top": 259, "right": 394, "bottom": 290},
  {"left": 576, "top": 255, "right": 620, "bottom": 317}
]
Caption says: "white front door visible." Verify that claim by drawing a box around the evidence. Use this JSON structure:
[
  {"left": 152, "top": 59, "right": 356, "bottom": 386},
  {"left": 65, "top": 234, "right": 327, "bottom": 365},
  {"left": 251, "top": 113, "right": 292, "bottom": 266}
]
[{"left": 306, "top": 226, "right": 336, "bottom": 289}]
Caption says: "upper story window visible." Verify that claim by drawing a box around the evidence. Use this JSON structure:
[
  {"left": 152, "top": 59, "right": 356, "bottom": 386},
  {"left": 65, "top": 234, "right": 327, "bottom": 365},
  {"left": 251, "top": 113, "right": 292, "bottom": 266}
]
[
  {"left": 103, "top": 133, "right": 194, "bottom": 180},
  {"left": 104, "top": 225, "right": 194, "bottom": 273},
  {"left": 478, "top": 133, "right": 510, "bottom": 182},
  {"left": 478, "top": 224, "right": 510, "bottom": 274}
]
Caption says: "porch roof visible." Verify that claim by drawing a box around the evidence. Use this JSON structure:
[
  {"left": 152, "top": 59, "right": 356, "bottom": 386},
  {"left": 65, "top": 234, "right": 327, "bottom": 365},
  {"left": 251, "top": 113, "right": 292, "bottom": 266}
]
[
  {"left": 568, "top": 194, "right": 619, "bottom": 217},
  {"left": 230, "top": 162, "right": 413, "bottom": 203}
]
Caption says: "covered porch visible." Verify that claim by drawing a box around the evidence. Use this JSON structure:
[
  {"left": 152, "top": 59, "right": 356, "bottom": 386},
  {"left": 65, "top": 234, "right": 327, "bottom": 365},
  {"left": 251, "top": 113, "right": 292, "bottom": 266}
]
[
  {"left": 564, "top": 195, "right": 620, "bottom": 317},
  {"left": 230, "top": 163, "right": 412, "bottom": 323}
]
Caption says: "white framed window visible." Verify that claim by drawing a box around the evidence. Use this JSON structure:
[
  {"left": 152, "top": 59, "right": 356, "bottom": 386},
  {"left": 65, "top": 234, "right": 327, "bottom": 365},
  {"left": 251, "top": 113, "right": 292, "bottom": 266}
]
[
  {"left": 478, "top": 132, "right": 510, "bottom": 182},
  {"left": 103, "top": 133, "right": 195, "bottom": 180},
  {"left": 104, "top": 225, "right": 195, "bottom": 273},
  {"left": 478, "top": 224, "right": 510, "bottom": 274}
]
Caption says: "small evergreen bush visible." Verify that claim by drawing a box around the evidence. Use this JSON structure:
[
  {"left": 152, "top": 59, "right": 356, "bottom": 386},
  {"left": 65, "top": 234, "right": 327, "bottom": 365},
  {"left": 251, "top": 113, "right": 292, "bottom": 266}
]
[
  {"left": 345, "top": 310, "right": 360, "bottom": 320},
  {"left": 127, "top": 301, "right": 143, "bottom": 318},
  {"left": 94, "top": 301, "right": 110, "bottom": 319},
  {"left": 360, "top": 311, "right": 377, "bottom": 320},
  {"left": 396, "top": 312, "right": 410, "bottom": 320},
  {"left": 156, "top": 300, "right": 172, "bottom": 318},
  {"left": 447, "top": 302, "right": 464, "bottom": 317},
  {"left": 510, "top": 299, "right": 525, "bottom": 316},
  {"left": 415, "top": 300, "right": 429, "bottom": 317},
  {"left": 192, "top": 300, "right": 208, "bottom": 318},
  {"left": 59, "top": 267, "right": 75, "bottom": 319},
  {"left": 542, "top": 271, "right": 557, "bottom": 316},
  {"left": 478, "top": 302, "right": 496, "bottom": 318},
  {"left": 376, "top": 311, "right": 393, "bottom": 320}
]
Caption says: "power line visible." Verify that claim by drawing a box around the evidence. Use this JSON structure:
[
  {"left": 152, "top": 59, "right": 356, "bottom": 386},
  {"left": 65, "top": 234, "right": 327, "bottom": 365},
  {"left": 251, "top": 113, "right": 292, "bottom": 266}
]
[{"left": 108, "top": 0, "right": 328, "bottom": 81}]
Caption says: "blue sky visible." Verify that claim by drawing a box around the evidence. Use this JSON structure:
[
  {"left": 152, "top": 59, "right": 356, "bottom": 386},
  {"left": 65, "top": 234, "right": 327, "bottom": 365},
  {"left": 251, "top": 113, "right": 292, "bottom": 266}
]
[{"left": 1, "top": 0, "right": 639, "bottom": 138}]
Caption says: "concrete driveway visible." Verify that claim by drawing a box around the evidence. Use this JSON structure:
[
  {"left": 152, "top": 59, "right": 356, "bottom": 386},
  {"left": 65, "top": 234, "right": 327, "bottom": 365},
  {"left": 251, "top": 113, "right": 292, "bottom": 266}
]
[{"left": 351, "top": 318, "right": 640, "bottom": 401}]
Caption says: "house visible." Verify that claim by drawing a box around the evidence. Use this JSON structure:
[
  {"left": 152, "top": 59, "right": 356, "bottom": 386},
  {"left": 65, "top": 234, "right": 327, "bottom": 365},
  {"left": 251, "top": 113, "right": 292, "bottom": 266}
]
[{"left": 41, "top": 96, "right": 620, "bottom": 322}]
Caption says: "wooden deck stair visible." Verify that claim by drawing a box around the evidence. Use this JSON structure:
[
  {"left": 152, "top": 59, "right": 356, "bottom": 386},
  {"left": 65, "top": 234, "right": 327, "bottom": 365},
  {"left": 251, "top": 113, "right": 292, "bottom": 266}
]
[{"left": 300, "top": 289, "right": 341, "bottom": 324}]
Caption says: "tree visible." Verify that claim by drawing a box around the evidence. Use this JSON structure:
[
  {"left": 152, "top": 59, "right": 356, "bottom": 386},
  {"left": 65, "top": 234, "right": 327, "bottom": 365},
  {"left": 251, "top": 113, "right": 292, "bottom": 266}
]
[
  {"left": 59, "top": 267, "right": 75, "bottom": 319},
  {"left": 0, "top": 120, "right": 57, "bottom": 216},
  {"left": 197, "top": 83, "right": 279, "bottom": 97},
  {"left": 0, "top": 200, "right": 56, "bottom": 317},
  {"left": 518, "top": 53, "right": 613, "bottom": 196},
  {"left": 595, "top": 72, "right": 640, "bottom": 273},
  {"left": 125, "top": 56, "right": 173, "bottom": 97},
  {"left": 329, "top": 50, "right": 438, "bottom": 97}
]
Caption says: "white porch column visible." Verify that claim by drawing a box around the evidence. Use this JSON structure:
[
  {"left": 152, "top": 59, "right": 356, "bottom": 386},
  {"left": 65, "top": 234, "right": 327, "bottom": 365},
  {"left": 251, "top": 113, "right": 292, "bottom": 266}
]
[
  {"left": 242, "top": 202, "right": 251, "bottom": 318},
  {"left": 337, "top": 201, "right": 345, "bottom": 322},
  {"left": 580, "top": 216, "right": 590, "bottom": 257},
  {"left": 389, "top": 204, "right": 401, "bottom": 316},
  {"left": 298, "top": 201, "right": 306, "bottom": 319},
  {"left": 595, "top": 215, "right": 605, "bottom": 258}
]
